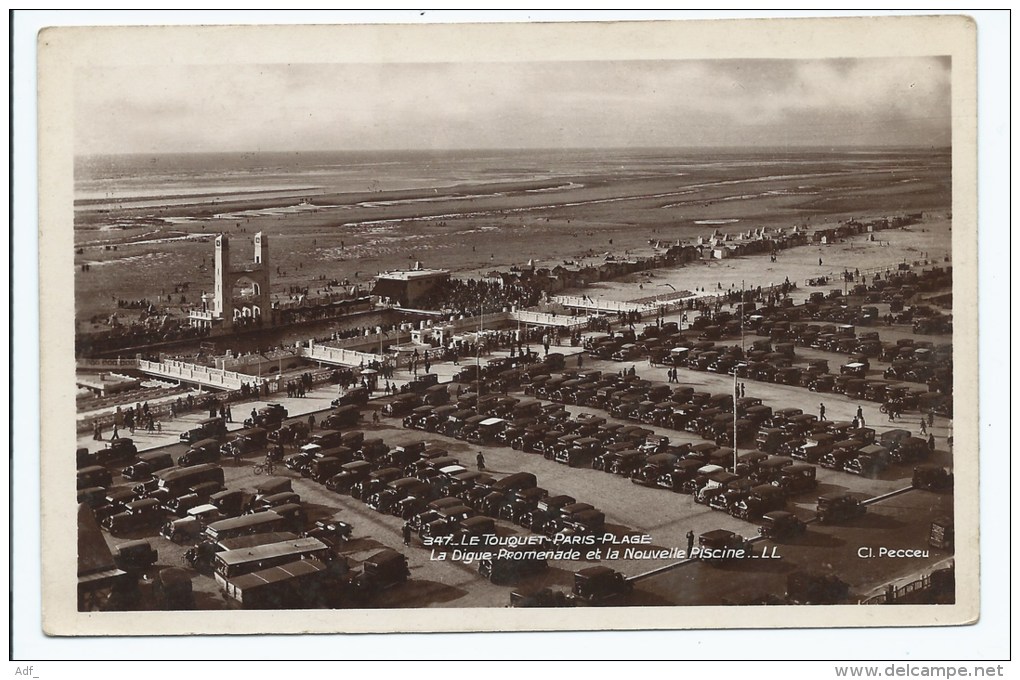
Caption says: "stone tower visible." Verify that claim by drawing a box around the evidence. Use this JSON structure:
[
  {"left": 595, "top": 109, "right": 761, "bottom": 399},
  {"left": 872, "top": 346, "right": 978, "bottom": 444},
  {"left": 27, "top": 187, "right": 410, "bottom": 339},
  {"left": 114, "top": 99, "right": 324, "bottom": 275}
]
[{"left": 211, "top": 232, "right": 271, "bottom": 328}]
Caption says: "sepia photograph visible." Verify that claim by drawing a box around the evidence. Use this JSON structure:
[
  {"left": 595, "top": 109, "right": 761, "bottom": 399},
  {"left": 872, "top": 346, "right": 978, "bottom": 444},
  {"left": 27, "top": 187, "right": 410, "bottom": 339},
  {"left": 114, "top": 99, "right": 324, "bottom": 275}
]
[{"left": 27, "top": 12, "right": 990, "bottom": 645}]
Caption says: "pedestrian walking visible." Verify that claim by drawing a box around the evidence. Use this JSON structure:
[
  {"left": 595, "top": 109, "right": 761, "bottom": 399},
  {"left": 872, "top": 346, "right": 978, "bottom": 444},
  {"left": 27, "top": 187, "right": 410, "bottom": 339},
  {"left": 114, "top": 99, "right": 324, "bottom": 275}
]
[
  {"left": 740, "top": 382, "right": 746, "bottom": 398},
  {"left": 919, "top": 419, "right": 927, "bottom": 435},
  {"left": 402, "top": 522, "right": 413, "bottom": 546},
  {"left": 686, "top": 530, "right": 695, "bottom": 556},
  {"left": 226, "top": 405, "right": 232, "bottom": 423},
  {"left": 819, "top": 402, "right": 827, "bottom": 421},
  {"left": 308, "top": 414, "right": 316, "bottom": 432},
  {"left": 927, "top": 409, "right": 935, "bottom": 428},
  {"left": 928, "top": 434, "right": 936, "bottom": 451},
  {"left": 476, "top": 452, "right": 486, "bottom": 471},
  {"left": 112, "top": 425, "right": 119, "bottom": 440},
  {"left": 856, "top": 405, "right": 865, "bottom": 426}
]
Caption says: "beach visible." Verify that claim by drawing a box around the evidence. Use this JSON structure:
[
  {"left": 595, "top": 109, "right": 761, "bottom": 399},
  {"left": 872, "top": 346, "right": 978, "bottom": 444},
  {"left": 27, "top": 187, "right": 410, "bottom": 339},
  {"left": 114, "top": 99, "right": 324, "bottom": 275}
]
[{"left": 72, "top": 148, "right": 951, "bottom": 323}]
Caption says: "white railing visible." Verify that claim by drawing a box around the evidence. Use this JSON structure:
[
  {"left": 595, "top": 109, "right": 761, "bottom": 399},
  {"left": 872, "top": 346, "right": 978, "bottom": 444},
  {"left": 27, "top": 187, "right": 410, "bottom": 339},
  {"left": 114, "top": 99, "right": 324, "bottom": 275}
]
[
  {"left": 509, "top": 310, "right": 588, "bottom": 329},
  {"left": 299, "top": 341, "right": 380, "bottom": 368},
  {"left": 553, "top": 295, "right": 659, "bottom": 314},
  {"left": 137, "top": 359, "right": 244, "bottom": 390},
  {"left": 75, "top": 357, "right": 141, "bottom": 369}
]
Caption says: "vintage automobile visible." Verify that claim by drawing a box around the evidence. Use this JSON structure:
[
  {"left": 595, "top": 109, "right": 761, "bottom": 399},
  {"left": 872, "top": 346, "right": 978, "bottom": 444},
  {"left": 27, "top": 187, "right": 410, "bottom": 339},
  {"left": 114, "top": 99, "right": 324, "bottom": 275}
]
[
  {"left": 547, "top": 508, "right": 606, "bottom": 539},
  {"left": 520, "top": 494, "right": 576, "bottom": 532},
  {"left": 844, "top": 444, "right": 890, "bottom": 477},
  {"left": 321, "top": 405, "right": 362, "bottom": 431},
  {"left": 267, "top": 420, "right": 310, "bottom": 448},
  {"left": 455, "top": 516, "right": 497, "bottom": 545},
  {"left": 351, "top": 467, "right": 404, "bottom": 502},
  {"left": 889, "top": 436, "right": 930, "bottom": 464},
  {"left": 729, "top": 484, "right": 786, "bottom": 520},
  {"left": 499, "top": 487, "right": 548, "bottom": 523},
  {"left": 368, "top": 478, "right": 433, "bottom": 515},
  {"left": 655, "top": 459, "right": 704, "bottom": 492},
  {"left": 466, "top": 417, "right": 507, "bottom": 445},
  {"left": 160, "top": 515, "right": 206, "bottom": 544},
  {"left": 102, "top": 498, "right": 165, "bottom": 535},
  {"left": 554, "top": 437, "right": 602, "bottom": 468},
  {"left": 121, "top": 452, "right": 175, "bottom": 481},
  {"left": 382, "top": 393, "right": 422, "bottom": 417},
  {"left": 179, "top": 417, "right": 227, "bottom": 444},
  {"left": 332, "top": 386, "right": 370, "bottom": 408},
  {"left": 113, "top": 539, "right": 158, "bottom": 572},
  {"left": 479, "top": 549, "right": 549, "bottom": 585},
  {"left": 303, "top": 517, "right": 353, "bottom": 547},
  {"left": 325, "top": 461, "right": 374, "bottom": 493},
  {"left": 178, "top": 438, "right": 221, "bottom": 467},
  {"left": 77, "top": 486, "right": 110, "bottom": 508},
  {"left": 757, "top": 510, "right": 807, "bottom": 540},
  {"left": 220, "top": 427, "right": 269, "bottom": 460},
  {"left": 77, "top": 465, "right": 113, "bottom": 491},
  {"left": 815, "top": 492, "right": 867, "bottom": 524},
  {"left": 419, "top": 505, "right": 475, "bottom": 541},
  {"left": 770, "top": 464, "right": 818, "bottom": 496},
  {"left": 694, "top": 470, "right": 743, "bottom": 505},
  {"left": 912, "top": 464, "right": 954, "bottom": 491},
  {"left": 208, "top": 489, "right": 246, "bottom": 517},
  {"left": 695, "top": 529, "right": 751, "bottom": 565},
  {"left": 572, "top": 566, "right": 633, "bottom": 603},
  {"left": 352, "top": 549, "right": 410, "bottom": 594},
  {"left": 795, "top": 434, "right": 836, "bottom": 463},
  {"left": 605, "top": 450, "right": 646, "bottom": 477},
  {"left": 96, "top": 437, "right": 139, "bottom": 465}
]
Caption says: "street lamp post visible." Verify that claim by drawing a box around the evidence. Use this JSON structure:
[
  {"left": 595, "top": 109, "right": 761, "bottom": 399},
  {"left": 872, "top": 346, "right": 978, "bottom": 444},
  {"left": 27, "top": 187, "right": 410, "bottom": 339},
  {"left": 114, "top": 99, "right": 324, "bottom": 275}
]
[{"left": 733, "top": 279, "right": 745, "bottom": 472}]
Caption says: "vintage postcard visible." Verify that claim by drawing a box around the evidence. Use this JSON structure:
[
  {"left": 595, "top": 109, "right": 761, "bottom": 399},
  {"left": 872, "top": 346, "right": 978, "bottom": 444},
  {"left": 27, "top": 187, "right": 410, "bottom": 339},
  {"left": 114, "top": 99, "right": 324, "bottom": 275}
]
[{"left": 38, "top": 15, "right": 978, "bottom": 635}]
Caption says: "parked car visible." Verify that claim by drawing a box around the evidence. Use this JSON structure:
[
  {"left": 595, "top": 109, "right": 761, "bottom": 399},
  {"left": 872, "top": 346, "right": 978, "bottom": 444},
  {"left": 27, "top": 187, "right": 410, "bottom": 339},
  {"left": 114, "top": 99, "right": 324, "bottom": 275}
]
[
  {"left": 179, "top": 417, "right": 227, "bottom": 444},
  {"left": 479, "top": 549, "right": 549, "bottom": 585},
  {"left": 113, "top": 539, "right": 158, "bottom": 571},
  {"left": 353, "top": 549, "right": 410, "bottom": 594},
  {"left": 695, "top": 529, "right": 750, "bottom": 565},
  {"left": 102, "top": 498, "right": 165, "bottom": 535},
  {"left": 96, "top": 438, "right": 138, "bottom": 465},
  {"left": 572, "top": 566, "right": 633, "bottom": 602},
  {"left": 912, "top": 464, "right": 954, "bottom": 491},
  {"left": 815, "top": 492, "right": 867, "bottom": 524},
  {"left": 121, "top": 452, "right": 175, "bottom": 481},
  {"left": 77, "top": 465, "right": 113, "bottom": 490},
  {"left": 178, "top": 439, "right": 221, "bottom": 467},
  {"left": 757, "top": 511, "right": 807, "bottom": 541},
  {"left": 731, "top": 484, "right": 787, "bottom": 520}
]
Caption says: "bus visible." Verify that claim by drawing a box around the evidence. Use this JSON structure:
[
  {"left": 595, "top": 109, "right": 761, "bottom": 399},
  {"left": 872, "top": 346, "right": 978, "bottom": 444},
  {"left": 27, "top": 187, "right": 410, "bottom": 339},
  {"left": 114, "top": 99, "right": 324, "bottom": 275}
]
[
  {"left": 184, "top": 531, "right": 299, "bottom": 572},
  {"left": 154, "top": 463, "right": 224, "bottom": 498},
  {"left": 204, "top": 510, "right": 288, "bottom": 542},
  {"left": 223, "top": 558, "right": 331, "bottom": 609},
  {"left": 213, "top": 536, "right": 332, "bottom": 587}
]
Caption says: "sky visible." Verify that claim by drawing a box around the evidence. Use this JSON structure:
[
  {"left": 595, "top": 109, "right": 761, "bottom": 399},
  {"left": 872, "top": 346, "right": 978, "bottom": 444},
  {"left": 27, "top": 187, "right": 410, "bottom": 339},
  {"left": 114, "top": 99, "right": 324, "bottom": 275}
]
[{"left": 74, "top": 57, "right": 952, "bottom": 155}]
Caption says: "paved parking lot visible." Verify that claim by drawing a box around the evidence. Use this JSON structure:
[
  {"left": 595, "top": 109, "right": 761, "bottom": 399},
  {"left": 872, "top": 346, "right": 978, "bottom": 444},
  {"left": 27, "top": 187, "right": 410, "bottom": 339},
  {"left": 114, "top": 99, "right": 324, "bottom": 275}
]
[{"left": 85, "top": 295, "right": 954, "bottom": 608}]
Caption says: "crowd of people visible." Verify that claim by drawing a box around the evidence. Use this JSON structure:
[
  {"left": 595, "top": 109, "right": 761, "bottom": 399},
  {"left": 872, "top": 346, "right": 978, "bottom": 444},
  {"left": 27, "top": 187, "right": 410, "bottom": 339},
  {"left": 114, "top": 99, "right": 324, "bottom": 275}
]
[{"left": 416, "top": 278, "right": 543, "bottom": 316}]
